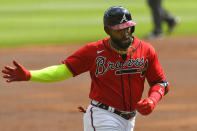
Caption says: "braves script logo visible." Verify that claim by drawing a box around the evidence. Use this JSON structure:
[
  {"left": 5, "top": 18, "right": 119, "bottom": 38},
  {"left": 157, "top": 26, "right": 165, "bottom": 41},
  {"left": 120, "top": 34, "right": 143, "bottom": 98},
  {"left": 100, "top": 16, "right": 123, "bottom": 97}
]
[{"left": 95, "top": 56, "right": 148, "bottom": 77}]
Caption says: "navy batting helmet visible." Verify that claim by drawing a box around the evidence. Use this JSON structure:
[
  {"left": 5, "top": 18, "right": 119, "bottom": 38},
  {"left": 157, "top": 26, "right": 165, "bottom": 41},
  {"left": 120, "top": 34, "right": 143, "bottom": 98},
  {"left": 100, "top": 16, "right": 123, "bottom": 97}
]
[{"left": 103, "top": 6, "right": 136, "bottom": 33}]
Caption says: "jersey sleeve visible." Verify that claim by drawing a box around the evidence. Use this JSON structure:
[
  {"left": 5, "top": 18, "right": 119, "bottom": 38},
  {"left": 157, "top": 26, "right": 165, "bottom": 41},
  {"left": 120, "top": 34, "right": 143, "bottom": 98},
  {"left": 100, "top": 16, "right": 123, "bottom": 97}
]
[
  {"left": 62, "top": 43, "right": 95, "bottom": 76},
  {"left": 146, "top": 45, "right": 166, "bottom": 85}
]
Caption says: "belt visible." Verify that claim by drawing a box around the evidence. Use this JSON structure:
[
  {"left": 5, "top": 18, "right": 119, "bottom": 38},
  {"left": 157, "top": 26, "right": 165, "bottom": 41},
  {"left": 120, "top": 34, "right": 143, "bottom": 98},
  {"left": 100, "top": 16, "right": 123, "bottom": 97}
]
[{"left": 91, "top": 100, "right": 136, "bottom": 120}]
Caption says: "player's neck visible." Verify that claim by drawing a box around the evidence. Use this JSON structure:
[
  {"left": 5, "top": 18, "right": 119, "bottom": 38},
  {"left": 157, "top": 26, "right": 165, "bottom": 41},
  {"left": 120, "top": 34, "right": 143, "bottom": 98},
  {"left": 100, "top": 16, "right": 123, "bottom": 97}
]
[{"left": 109, "top": 39, "right": 128, "bottom": 54}]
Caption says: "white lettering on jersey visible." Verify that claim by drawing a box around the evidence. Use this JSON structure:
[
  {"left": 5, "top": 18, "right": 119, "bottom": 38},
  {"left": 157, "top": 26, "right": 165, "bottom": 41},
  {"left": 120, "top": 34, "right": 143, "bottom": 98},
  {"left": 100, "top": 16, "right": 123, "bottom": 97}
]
[{"left": 95, "top": 56, "right": 148, "bottom": 77}]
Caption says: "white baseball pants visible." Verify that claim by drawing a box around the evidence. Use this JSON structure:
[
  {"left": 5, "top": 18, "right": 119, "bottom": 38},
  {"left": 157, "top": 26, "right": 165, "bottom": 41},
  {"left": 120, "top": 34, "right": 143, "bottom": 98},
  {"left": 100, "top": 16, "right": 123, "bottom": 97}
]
[{"left": 83, "top": 105, "right": 137, "bottom": 131}]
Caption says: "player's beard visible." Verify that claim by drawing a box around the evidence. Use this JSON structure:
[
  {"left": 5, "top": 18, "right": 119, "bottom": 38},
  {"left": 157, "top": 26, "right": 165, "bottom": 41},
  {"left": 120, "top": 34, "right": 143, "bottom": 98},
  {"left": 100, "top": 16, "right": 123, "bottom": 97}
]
[{"left": 111, "top": 35, "right": 133, "bottom": 50}]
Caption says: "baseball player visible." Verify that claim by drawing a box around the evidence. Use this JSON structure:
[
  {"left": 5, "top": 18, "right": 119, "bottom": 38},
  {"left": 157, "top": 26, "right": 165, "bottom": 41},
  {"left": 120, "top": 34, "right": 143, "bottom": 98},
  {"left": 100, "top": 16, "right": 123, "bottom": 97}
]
[{"left": 2, "top": 6, "right": 170, "bottom": 131}]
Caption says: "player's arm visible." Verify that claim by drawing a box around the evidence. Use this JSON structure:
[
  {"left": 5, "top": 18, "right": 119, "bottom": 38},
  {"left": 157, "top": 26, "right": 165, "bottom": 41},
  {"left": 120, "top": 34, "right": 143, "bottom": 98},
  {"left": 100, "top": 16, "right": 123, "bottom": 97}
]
[
  {"left": 136, "top": 79, "right": 170, "bottom": 115},
  {"left": 2, "top": 60, "right": 73, "bottom": 83},
  {"left": 136, "top": 45, "right": 170, "bottom": 115},
  {"left": 30, "top": 64, "right": 73, "bottom": 82}
]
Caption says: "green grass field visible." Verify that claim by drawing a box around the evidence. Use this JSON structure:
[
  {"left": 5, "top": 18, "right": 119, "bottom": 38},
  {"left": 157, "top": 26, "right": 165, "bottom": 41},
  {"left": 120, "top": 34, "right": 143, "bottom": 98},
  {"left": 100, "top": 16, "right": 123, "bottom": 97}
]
[{"left": 0, "top": 0, "right": 197, "bottom": 47}]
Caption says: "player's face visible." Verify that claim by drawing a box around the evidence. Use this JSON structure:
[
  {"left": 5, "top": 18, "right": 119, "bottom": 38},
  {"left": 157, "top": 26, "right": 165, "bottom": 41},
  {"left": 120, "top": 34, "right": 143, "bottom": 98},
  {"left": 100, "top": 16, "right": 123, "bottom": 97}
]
[{"left": 110, "top": 27, "right": 132, "bottom": 50}]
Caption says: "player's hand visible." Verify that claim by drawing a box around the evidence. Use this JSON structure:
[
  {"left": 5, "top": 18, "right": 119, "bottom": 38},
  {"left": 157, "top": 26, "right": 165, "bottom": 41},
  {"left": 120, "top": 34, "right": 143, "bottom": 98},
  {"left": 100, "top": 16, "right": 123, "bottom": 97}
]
[
  {"left": 2, "top": 60, "right": 30, "bottom": 82},
  {"left": 136, "top": 97, "right": 156, "bottom": 115}
]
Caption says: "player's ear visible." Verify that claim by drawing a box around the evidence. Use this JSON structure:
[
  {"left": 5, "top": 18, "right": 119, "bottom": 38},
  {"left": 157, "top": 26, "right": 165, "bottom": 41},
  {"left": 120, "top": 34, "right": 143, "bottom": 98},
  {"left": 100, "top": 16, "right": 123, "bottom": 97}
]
[{"left": 104, "top": 26, "right": 110, "bottom": 35}]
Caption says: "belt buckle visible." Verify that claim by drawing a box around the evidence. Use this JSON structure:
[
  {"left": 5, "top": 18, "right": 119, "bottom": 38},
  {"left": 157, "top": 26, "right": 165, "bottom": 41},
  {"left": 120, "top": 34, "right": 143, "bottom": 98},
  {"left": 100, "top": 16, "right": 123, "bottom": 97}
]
[
  {"left": 128, "top": 113, "right": 135, "bottom": 119},
  {"left": 120, "top": 111, "right": 136, "bottom": 120}
]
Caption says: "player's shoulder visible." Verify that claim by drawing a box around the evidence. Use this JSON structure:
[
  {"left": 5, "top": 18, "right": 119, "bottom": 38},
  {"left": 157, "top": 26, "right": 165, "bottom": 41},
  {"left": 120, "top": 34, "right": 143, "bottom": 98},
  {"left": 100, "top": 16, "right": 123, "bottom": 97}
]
[
  {"left": 76, "top": 37, "right": 108, "bottom": 57},
  {"left": 84, "top": 37, "right": 109, "bottom": 50},
  {"left": 134, "top": 36, "right": 156, "bottom": 52}
]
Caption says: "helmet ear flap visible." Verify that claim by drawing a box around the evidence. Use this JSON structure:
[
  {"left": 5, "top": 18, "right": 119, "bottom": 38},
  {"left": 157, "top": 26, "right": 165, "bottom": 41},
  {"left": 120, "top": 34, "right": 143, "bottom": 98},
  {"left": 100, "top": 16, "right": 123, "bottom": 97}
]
[{"left": 131, "top": 26, "right": 135, "bottom": 33}]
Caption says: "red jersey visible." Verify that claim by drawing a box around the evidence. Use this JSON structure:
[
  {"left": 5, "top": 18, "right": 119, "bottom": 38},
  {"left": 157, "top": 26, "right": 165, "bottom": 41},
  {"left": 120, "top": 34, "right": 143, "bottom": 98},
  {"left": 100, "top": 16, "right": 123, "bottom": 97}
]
[{"left": 63, "top": 37, "right": 167, "bottom": 112}]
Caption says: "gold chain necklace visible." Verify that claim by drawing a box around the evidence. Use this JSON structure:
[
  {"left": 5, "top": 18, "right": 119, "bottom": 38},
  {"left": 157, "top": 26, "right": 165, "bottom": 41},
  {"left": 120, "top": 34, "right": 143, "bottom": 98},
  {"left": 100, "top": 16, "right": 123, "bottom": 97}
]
[{"left": 108, "top": 40, "right": 135, "bottom": 55}]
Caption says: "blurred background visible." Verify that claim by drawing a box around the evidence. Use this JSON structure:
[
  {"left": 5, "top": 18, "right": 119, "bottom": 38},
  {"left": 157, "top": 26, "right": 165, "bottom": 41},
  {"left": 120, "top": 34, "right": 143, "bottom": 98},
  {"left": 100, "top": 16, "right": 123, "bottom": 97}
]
[{"left": 0, "top": 0, "right": 196, "bottom": 47}]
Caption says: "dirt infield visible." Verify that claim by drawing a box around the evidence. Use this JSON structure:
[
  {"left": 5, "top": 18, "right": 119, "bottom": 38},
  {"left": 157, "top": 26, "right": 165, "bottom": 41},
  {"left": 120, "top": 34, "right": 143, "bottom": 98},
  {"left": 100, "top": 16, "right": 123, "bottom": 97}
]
[{"left": 0, "top": 36, "right": 197, "bottom": 131}]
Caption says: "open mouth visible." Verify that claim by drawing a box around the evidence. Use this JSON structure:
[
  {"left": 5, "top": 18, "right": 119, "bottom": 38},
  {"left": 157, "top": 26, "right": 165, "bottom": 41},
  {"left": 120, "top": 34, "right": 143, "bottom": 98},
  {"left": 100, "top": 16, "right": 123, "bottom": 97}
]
[{"left": 122, "top": 38, "right": 131, "bottom": 44}]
